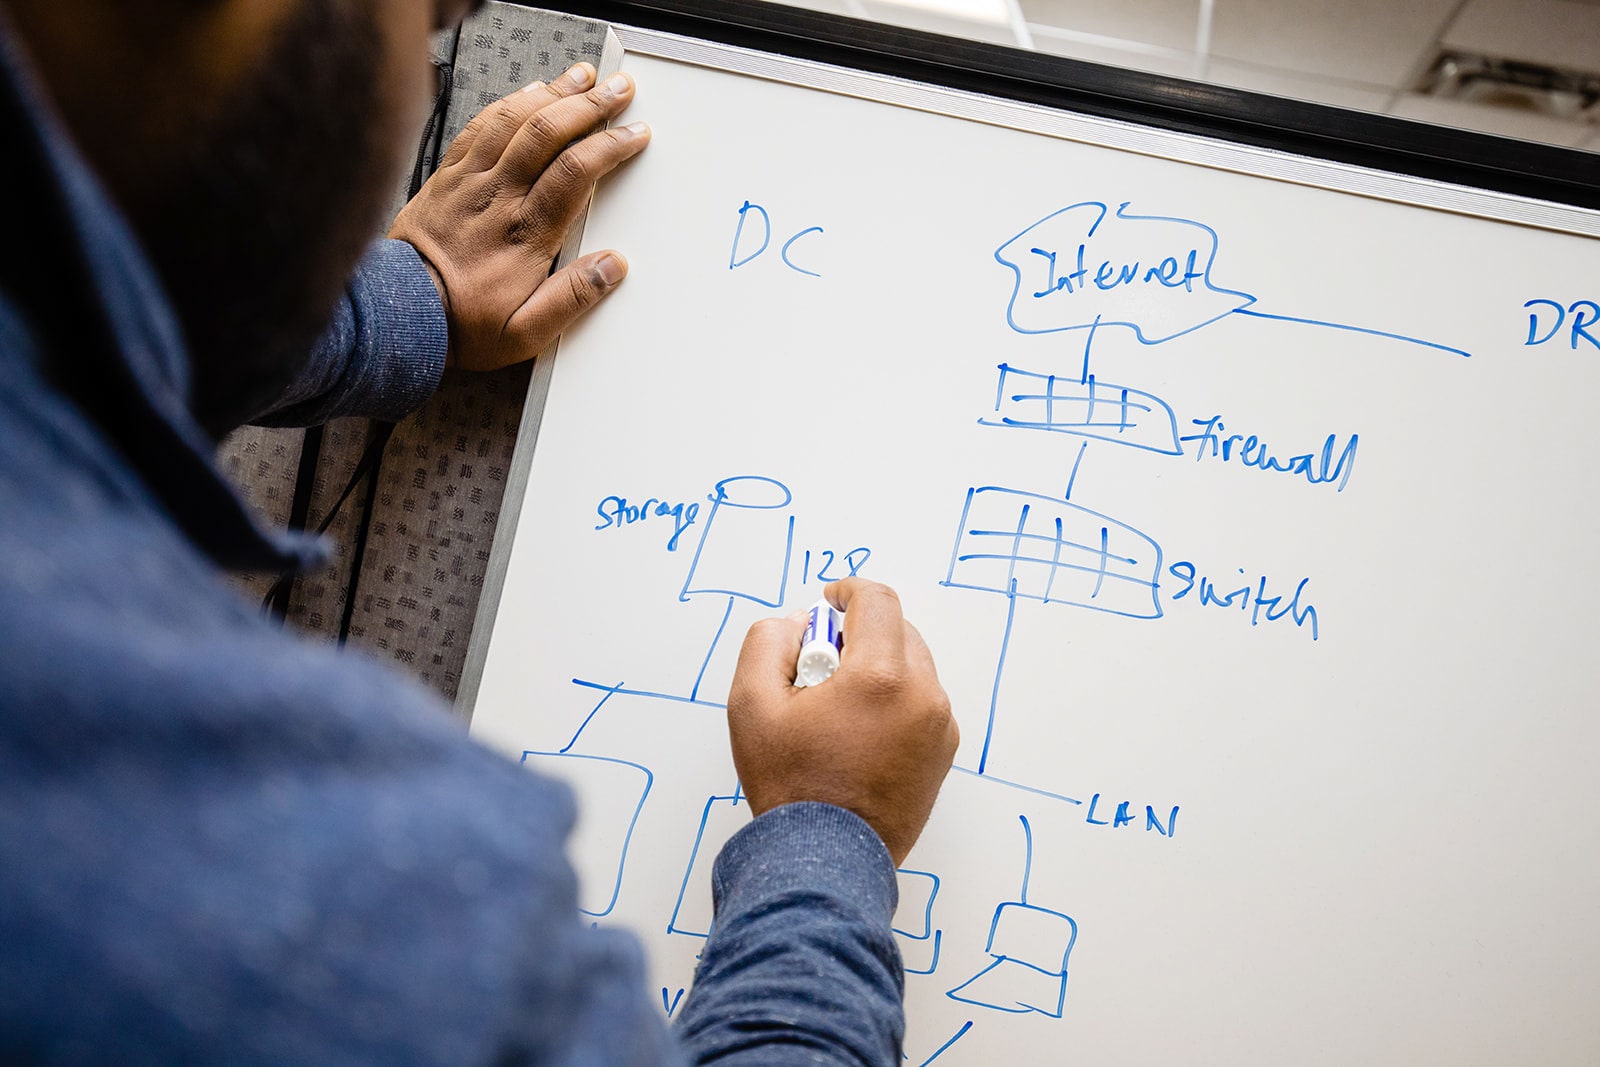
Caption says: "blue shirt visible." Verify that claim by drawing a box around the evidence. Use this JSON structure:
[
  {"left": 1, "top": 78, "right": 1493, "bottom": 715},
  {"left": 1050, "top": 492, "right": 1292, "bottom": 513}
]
[{"left": 0, "top": 20, "right": 903, "bottom": 1065}]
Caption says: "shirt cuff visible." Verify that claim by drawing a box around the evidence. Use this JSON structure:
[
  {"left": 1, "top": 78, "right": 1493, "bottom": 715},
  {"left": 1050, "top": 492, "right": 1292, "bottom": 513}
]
[
  {"left": 711, "top": 802, "right": 899, "bottom": 927},
  {"left": 344, "top": 239, "right": 449, "bottom": 422}
]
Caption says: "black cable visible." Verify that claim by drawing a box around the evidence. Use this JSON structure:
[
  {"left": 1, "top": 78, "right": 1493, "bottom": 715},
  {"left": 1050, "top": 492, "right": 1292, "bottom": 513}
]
[
  {"left": 258, "top": 423, "right": 383, "bottom": 618},
  {"left": 260, "top": 424, "right": 325, "bottom": 621},
  {"left": 410, "top": 58, "right": 454, "bottom": 200},
  {"left": 334, "top": 421, "right": 397, "bottom": 646}
]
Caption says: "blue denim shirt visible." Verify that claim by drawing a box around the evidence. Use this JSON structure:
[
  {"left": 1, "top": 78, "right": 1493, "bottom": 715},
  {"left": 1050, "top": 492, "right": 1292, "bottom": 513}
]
[{"left": 0, "top": 20, "right": 902, "bottom": 1066}]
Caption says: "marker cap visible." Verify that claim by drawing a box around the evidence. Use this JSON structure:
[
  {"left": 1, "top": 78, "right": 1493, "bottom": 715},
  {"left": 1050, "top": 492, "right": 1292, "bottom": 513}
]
[{"left": 796, "top": 599, "right": 843, "bottom": 687}]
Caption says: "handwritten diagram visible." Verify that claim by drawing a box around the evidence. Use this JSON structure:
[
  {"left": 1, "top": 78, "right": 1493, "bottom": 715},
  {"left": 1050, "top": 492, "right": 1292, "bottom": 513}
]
[
  {"left": 450, "top": 39, "right": 1600, "bottom": 1061},
  {"left": 947, "top": 817, "right": 1076, "bottom": 1018},
  {"left": 467, "top": 152, "right": 1540, "bottom": 1061}
]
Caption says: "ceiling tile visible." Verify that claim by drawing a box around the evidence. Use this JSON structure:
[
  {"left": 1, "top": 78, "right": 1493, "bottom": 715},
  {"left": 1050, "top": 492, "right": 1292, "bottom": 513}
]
[
  {"left": 1017, "top": 0, "right": 1201, "bottom": 52},
  {"left": 1209, "top": 0, "right": 1461, "bottom": 87},
  {"left": 1205, "top": 59, "right": 1394, "bottom": 112},
  {"left": 1389, "top": 92, "right": 1596, "bottom": 146},
  {"left": 1443, "top": 0, "right": 1600, "bottom": 72}
]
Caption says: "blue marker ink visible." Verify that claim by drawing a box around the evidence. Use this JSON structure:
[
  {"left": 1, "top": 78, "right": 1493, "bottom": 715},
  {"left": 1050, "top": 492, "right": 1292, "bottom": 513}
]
[
  {"left": 893, "top": 869, "right": 944, "bottom": 976},
  {"left": 978, "top": 364, "right": 1182, "bottom": 456},
  {"left": 1168, "top": 560, "right": 1320, "bottom": 640},
  {"left": 916, "top": 1020, "right": 974, "bottom": 1065},
  {"left": 728, "top": 200, "right": 825, "bottom": 276},
  {"left": 994, "top": 200, "right": 1471, "bottom": 356},
  {"left": 1180, "top": 414, "right": 1359, "bottom": 492},
  {"left": 796, "top": 599, "right": 843, "bottom": 687},
  {"left": 519, "top": 751, "right": 652, "bottom": 919},
  {"left": 943, "top": 485, "right": 1163, "bottom": 620},
  {"left": 801, "top": 546, "right": 871, "bottom": 584},
  {"left": 946, "top": 816, "right": 1077, "bottom": 1018},
  {"left": 669, "top": 793, "right": 746, "bottom": 939},
  {"left": 679, "top": 476, "right": 795, "bottom": 607},
  {"left": 781, "top": 225, "right": 824, "bottom": 277},
  {"left": 1232, "top": 307, "right": 1471, "bottom": 358},
  {"left": 594, "top": 493, "right": 700, "bottom": 551},
  {"left": 1525, "top": 298, "right": 1600, "bottom": 352},
  {"left": 1146, "top": 806, "right": 1178, "bottom": 836},
  {"left": 729, "top": 201, "right": 770, "bottom": 269},
  {"left": 995, "top": 200, "right": 1255, "bottom": 344}
]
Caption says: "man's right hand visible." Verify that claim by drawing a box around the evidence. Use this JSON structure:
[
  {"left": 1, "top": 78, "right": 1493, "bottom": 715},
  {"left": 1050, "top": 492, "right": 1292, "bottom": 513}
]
[{"left": 726, "top": 579, "right": 959, "bottom": 867}]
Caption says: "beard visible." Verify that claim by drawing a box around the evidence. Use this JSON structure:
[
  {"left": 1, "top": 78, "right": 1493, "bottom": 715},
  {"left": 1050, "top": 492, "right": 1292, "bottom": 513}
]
[{"left": 127, "top": 0, "right": 404, "bottom": 435}]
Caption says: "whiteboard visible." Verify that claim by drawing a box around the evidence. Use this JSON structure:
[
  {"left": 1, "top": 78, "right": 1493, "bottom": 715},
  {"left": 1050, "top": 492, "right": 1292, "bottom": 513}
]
[{"left": 463, "top": 27, "right": 1600, "bottom": 1065}]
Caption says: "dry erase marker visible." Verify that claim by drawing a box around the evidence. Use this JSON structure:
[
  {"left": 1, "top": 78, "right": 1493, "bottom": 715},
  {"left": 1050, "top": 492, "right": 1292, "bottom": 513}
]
[{"left": 796, "top": 599, "right": 843, "bottom": 687}]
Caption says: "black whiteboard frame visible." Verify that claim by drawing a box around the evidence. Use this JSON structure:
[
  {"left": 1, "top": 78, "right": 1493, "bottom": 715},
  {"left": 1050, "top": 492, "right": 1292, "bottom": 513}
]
[{"left": 535, "top": 0, "right": 1598, "bottom": 211}]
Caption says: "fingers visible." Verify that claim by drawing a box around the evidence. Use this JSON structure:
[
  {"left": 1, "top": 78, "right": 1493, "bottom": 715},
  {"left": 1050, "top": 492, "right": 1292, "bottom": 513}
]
[
  {"left": 392, "top": 58, "right": 651, "bottom": 378},
  {"left": 516, "top": 121, "right": 649, "bottom": 251},
  {"left": 900, "top": 617, "right": 940, "bottom": 682},
  {"left": 825, "top": 579, "right": 907, "bottom": 669},
  {"left": 440, "top": 62, "right": 598, "bottom": 170},
  {"left": 496, "top": 71, "right": 638, "bottom": 186},
  {"left": 727, "top": 614, "right": 807, "bottom": 712},
  {"left": 496, "top": 250, "right": 629, "bottom": 365},
  {"left": 721, "top": 583, "right": 955, "bottom": 865}
]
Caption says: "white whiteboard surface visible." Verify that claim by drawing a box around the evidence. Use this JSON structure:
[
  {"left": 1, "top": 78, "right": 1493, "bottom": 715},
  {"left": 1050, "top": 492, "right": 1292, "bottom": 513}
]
[{"left": 464, "top": 31, "right": 1600, "bottom": 1065}]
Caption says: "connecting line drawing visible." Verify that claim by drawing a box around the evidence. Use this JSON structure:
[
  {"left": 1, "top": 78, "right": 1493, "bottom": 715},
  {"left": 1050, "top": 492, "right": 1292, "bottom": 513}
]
[
  {"left": 566, "top": 595, "right": 737, "bottom": 726},
  {"left": 1232, "top": 307, "right": 1471, "bottom": 358},
  {"left": 943, "top": 485, "right": 1163, "bottom": 776},
  {"left": 946, "top": 816, "right": 1077, "bottom": 1018},
  {"left": 568, "top": 678, "right": 728, "bottom": 712},
  {"left": 523, "top": 473, "right": 805, "bottom": 954},
  {"left": 566, "top": 475, "right": 800, "bottom": 735},
  {"left": 949, "top": 765, "right": 1081, "bottom": 808},
  {"left": 894, "top": 869, "right": 944, "bottom": 976},
  {"left": 520, "top": 751, "right": 653, "bottom": 919},
  {"left": 914, "top": 1020, "right": 976, "bottom": 1065}
]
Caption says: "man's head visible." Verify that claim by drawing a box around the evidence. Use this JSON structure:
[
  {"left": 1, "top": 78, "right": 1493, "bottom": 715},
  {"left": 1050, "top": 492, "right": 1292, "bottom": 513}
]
[{"left": 3, "top": 0, "right": 482, "bottom": 433}]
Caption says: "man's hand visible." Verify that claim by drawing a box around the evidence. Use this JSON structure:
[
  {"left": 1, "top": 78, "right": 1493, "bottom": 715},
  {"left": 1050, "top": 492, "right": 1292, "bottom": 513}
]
[
  {"left": 727, "top": 579, "right": 959, "bottom": 867},
  {"left": 389, "top": 63, "right": 649, "bottom": 372}
]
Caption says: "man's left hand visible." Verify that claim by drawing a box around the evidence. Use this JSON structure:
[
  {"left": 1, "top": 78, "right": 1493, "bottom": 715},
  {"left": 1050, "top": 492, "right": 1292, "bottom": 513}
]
[{"left": 390, "top": 62, "right": 649, "bottom": 372}]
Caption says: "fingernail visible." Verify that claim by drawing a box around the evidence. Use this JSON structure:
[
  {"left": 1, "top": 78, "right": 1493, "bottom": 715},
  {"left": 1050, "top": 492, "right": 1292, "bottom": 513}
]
[
  {"left": 566, "top": 63, "right": 594, "bottom": 87},
  {"left": 590, "top": 252, "right": 627, "bottom": 288},
  {"left": 604, "top": 72, "right": 631, "bottom": 96},
  {"left": 520, "top": 79, "right": 545, "bottom": 94},
  {"left": 621, "top": 120, "right": 650, "bottom": 138}
]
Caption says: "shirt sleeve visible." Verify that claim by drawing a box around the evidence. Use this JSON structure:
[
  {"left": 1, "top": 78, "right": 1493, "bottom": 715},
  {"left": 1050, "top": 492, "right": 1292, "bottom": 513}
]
[
  {"left": 251, "top": 240, "right": 449, "bottom": 427},
  {"left": 673, "top": 803, "right": 906, "bottom": 1066}
]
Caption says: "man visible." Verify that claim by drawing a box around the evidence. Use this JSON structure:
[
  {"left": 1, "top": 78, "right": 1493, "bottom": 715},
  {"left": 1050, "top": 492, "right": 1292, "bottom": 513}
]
[{"left": 0, "top": 0, "right": 958, "bottom": 1062}]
